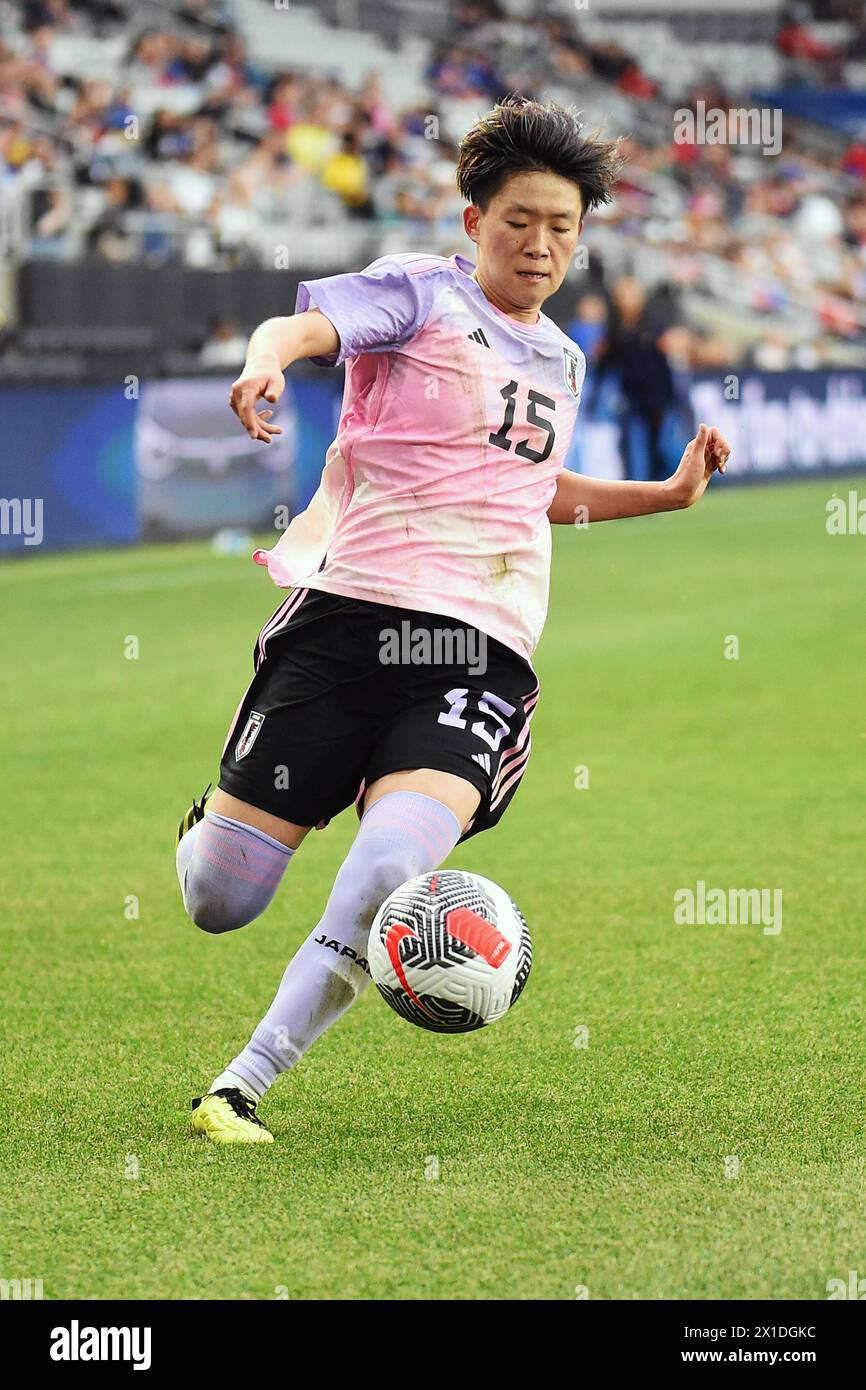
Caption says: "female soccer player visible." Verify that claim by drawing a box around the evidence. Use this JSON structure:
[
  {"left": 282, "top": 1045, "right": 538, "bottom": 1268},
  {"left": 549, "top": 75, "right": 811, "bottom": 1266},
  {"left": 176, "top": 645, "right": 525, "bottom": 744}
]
[{"left": 177, "top": 95, "right": 730, "bottom": 1143}]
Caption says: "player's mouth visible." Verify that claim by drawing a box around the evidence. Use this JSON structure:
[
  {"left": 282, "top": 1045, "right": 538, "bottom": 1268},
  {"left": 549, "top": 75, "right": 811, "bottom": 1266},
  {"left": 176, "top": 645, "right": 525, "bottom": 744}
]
[{"left": 516, "top": 270, "right": 548, "bottom": 283}]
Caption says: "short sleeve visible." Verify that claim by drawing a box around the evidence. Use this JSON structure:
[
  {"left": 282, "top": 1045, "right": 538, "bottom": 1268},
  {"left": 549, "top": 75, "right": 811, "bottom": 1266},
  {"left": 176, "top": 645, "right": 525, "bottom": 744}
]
[{"left": 295, "top": 255, "right": 437, "bottom": 367}]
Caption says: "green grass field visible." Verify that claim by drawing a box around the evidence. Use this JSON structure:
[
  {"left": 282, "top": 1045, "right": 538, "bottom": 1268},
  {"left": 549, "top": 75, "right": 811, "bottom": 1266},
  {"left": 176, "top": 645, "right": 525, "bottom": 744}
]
[{"left": 2, "top": 475, "right": 865, "bottom": 1301}]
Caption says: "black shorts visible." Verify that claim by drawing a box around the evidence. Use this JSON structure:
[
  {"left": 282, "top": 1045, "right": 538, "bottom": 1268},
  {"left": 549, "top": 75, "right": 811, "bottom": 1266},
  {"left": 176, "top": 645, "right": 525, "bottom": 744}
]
[{"left": 218, "top": 587, "right": 540, "bottom": 843}]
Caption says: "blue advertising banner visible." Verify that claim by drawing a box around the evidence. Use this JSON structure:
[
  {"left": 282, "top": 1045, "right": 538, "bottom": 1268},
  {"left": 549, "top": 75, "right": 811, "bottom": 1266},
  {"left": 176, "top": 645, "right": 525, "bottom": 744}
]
[
  {"left": 134, "top": 377, "right": 297, "bottom": 539},
  {"left": 567, "top": 368, "right": 866, "bottom": 481},
  {"left": 0, "top": 385, "right": 137, "bottom": 554},
  {"left": 687, "top": 370, "right": 866, "bottom": 477},
  {"left": 288, "top": 373, "right": 344, "bottom": 511},
  {"left": 756, "top": 90, "right": 866, "bottom": 139},
  {"left": 2, "top": 369, "right": 864, "bottom": 554}
]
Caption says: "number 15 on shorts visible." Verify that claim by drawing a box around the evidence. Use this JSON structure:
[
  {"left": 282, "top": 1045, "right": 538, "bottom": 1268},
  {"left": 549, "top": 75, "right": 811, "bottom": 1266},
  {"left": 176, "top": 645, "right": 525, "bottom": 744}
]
[{"left": 437, "top": 687, "right": 517, "bottom": 751}]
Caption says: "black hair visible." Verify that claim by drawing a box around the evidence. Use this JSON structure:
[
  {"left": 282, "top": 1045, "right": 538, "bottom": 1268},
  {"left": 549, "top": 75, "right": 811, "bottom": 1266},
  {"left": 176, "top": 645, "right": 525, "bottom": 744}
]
[{"left": 455, "top": 93, "right": 624, "bottom": 217}]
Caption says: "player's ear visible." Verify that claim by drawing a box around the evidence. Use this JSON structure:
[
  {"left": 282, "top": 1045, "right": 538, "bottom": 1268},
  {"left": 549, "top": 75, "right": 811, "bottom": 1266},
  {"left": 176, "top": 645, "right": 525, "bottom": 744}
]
[{"left": 463, "top": 203, "right": 481, "bottom": 245}]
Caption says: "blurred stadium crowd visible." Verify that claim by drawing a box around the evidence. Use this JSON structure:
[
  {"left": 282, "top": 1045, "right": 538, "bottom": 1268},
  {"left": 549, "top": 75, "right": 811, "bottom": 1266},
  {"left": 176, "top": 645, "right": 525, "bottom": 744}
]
[{"left": 2, "top": 0, "right": 866, "bottom": 369}]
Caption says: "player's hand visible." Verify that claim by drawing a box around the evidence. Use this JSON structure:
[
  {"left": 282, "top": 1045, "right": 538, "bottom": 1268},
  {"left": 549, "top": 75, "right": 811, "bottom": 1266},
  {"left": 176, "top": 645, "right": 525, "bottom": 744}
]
[
  {"left": 665, "top": 422, "right": 730, "bottom": 508},
  {"left": 229, "top": 357, "right": 285, "bottom": 444}
]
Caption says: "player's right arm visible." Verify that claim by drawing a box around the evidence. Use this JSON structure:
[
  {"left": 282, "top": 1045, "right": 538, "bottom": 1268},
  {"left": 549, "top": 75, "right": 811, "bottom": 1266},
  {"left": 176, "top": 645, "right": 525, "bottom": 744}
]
[{"left": 229, "top": 309, "right": 340, "bottom": 443}]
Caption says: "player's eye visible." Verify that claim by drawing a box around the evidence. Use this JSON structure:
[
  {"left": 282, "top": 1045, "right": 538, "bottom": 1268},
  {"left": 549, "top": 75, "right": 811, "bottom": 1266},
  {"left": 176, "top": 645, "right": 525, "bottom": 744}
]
[
  {"left": 507, "top": 221, "right": 528, "bottom": 228},
  {"left": 554, "top": 227, "right": 571, "bottom": 234}
]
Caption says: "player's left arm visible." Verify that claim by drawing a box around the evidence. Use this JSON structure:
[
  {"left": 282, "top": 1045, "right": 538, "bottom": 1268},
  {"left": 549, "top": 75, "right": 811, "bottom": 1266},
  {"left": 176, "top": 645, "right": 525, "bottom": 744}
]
[{"left": 547, "top": 423, "right": 731, "bottom": 524}]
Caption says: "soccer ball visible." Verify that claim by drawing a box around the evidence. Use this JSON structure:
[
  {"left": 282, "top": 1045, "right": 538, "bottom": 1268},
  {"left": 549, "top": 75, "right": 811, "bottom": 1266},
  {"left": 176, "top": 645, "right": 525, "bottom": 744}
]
[{"left": 368, "top": 869, "right": 532, "bottom": 1033}]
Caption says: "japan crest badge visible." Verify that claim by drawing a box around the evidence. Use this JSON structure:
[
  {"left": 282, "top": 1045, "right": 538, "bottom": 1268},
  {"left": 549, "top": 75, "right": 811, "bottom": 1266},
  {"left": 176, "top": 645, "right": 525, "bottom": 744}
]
[
  {"left": 236, "top": 711, "right": 265, "bottom": 761},
  {"left": 562, "top": 347, "right": 582, "bottom": 400}
]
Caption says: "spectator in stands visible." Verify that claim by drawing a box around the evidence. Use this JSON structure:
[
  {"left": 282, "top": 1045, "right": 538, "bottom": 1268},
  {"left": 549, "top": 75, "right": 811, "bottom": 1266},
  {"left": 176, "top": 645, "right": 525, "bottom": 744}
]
[
  {"left": 29, "top": 183, "right": 73, "bottom": 257},
  {"left": 86, "top": 175, "right": 141, "bottom": 261},
  {"left": 285, "top": 93, "right": 340, "bottom": 173},
  {"left": 146, "top": 110, "right": 194, "bottom": 162},
  {"left": 357, "top": 71, "right": 396, "bottom": 138},
  {"left": 842, "top": 194, "right": 866, "bottom": 247},
  {"left": 126, "top": 30, "right": 178, "bottom": 87},
  {"left": 229, "top": 128, "right": 310, "bottom": 210},
  {"left": 594, "top": 277, "right": 677, "bottom": 482},
  {"left": 321, "top": 129, "right": 373, "bottom": 217},
  {"left": 777, "top": 2, "right": 842, "bottom": 84},
  {"left": 22, "top": 1, "right": 68, "bottom": 33},
  {"left": 199, "top": 315, "right": 247, "bottom": 367},
  {"left": 267, "top": 73, "right": 302, "bottom": 133},
  {"left": 565, "top": 293, "right": 609, "bottom": 365}
]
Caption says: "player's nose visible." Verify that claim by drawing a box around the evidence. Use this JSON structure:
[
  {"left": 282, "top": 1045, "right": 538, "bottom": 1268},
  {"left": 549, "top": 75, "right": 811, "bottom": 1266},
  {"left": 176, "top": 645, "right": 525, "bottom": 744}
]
[{"left": 522, "top": 229, "right": 550, "bottom": 260}]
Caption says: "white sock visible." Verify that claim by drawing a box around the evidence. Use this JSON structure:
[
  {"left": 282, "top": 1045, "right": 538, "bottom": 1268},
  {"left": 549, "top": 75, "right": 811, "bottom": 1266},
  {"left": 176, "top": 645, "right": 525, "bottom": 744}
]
[
  {"left": 209, "top": 1069, "right": 259, "bottom": 1103},
  {"left": 212, "top": 791, "right": 462, "bottom": 1101}
]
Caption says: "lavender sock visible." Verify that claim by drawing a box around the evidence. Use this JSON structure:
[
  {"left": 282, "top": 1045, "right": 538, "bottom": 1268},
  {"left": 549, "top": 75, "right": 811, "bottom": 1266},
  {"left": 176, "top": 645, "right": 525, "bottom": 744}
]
[{"left": 177, "top": 811, "right": 294, "bottom": 934}]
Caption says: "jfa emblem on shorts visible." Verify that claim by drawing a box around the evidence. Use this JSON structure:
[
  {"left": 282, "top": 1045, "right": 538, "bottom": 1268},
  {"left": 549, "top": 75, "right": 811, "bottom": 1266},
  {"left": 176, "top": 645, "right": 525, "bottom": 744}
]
[
  {"left": 562, "top": 347, "right": 582, "bottom": 400},
  {"left": 236, "top": 711, "right": 265, "bottom": 761}
]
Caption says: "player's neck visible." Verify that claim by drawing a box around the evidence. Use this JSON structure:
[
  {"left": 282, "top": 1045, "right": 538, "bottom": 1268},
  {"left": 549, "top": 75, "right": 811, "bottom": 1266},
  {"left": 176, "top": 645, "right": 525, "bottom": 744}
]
[{"left": 471, "top": 270, "right": 541, "bottom": 327}]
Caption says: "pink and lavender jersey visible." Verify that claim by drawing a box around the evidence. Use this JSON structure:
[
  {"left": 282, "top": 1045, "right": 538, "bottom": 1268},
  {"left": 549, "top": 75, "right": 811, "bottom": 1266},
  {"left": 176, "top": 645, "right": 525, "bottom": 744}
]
[{"left": 253, "top": 252, "right": 585, "bottom": 663}]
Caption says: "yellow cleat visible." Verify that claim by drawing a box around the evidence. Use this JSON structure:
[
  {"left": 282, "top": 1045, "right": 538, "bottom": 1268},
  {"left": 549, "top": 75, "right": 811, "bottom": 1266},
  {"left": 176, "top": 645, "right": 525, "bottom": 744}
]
[
  {"left": 191, "top": 1088, "right": 274, "bottom": 1144},
  {"left": 177, "top": 784, "right": 213, "bottom": 847}
]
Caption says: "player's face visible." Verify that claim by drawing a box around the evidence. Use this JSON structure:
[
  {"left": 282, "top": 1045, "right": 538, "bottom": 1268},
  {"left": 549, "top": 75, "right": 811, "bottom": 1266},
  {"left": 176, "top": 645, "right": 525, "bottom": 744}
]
[{"left": 464, "top": 170, "right": 585, "bottom": 324}]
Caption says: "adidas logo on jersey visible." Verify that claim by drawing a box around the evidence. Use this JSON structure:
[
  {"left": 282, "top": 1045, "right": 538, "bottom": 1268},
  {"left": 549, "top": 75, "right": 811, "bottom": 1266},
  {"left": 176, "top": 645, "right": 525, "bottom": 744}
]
[
  {"left": 471, "top": 752, "right": 492, "bottom": 774},
  {"left": 467, "top": 328, "right": 490, "bottom": 348}
]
